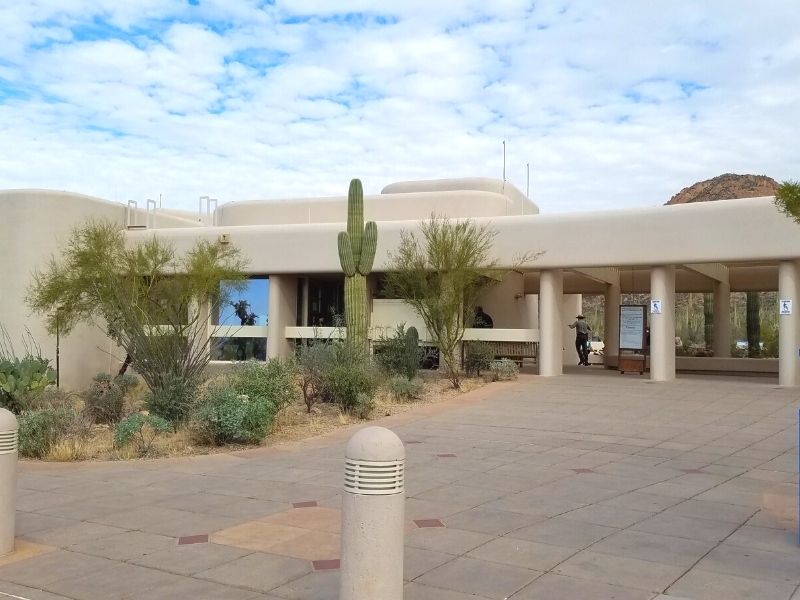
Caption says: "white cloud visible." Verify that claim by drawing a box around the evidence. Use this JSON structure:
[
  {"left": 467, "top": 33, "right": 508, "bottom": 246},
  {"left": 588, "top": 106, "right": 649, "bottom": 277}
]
[{"left": 0, "top": 0, "right": 798, "bottom": 213}]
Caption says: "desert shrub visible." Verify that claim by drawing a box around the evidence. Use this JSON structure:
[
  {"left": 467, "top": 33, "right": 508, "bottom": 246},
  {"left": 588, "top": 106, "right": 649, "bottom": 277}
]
[
  {"left": 388, "top": 376, "right": 424, "bottom": 400},
  {"left": 18, "top": 408, "right": 76, "bottom": 458},
  {"left": 18, "top": 386, "right": 79, "bottom": 412},
  {"left": 321, "top": 342, "right": 378, "bottom": 410},
  {"left": 353, "top": 392, "right": 375, "bottom": 420},
  {"left": 296, "top": 341, "right": 336, "bottom": 412},
  {"left": 114, "top": 413, "right": 172, "bottom": 456},
  {"left": 145, "top": 373, "right": 197, "bottom": 427},
  {"left": 194, "top": 384, "right": 277, "bottom": 445},
  {"left": 226, "top": 359, "right": 298, "bottom": 413},
  {"left": 489, "top": 358, "right": 519, "bottom": 381},
  {"left": 83, "top": 373, "right": 139, "bottom": 424},
  {"left": 464, "top": 342, "right": 494, "bottom": 376},
  {"left": 373, "top": 325, "right": 423, "bottom": 380}
]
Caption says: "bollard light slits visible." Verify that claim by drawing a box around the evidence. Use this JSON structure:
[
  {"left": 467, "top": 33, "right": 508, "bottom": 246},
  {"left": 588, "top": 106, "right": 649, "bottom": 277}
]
[
  {"left": 0, "top": 430, "right": 17, "bottom": 455},
  {"left": 344, "top": 458, "right": 404, "bottom": 495}
]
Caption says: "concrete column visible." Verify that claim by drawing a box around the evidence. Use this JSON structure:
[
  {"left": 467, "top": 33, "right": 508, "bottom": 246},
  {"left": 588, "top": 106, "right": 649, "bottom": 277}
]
[
  {"left": 712, "top": 281, "right": 731, "bottom": 358},
  {"left": 604, "top": 283, "right": 621, "bottom": 365},
  {"left": 539, "top": 269, "right": 563, "bottom": 377},
  {"left": 562, "top": 295, "right": 583, "bottom": 366},
  {"left": 525, "top": 294, "right": 539, "bottom": 329},
  {"left": 267, "top": 275, "right": 298, "bottom": 359},
  {"left": 650, "top": 266, "right": 676, "bottom": 382},
  {"left": 778, "top": 261, "right": 799, "bottom": 387}
]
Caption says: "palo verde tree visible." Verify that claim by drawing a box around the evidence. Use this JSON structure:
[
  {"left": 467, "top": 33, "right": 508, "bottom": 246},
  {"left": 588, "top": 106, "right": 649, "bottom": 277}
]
[
  {"left": 26, "top": 218, "right": 249, "bottom": 392},
  {"left": 338, "top": 179, "right": 377, "bottom": 352},
  {"left": 384, "top": 214, "right": 537, "bottom": 389}
]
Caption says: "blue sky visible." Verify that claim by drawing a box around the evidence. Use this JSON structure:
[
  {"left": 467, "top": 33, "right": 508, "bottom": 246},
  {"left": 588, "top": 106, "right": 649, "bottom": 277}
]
[{"left": 1, "top": 0, "right": 798, "bottom": 212}]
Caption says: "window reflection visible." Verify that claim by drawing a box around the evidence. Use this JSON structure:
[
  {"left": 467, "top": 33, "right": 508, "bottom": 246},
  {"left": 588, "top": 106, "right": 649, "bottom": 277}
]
[
  {"left": 215, "top": 278, "right": 269, "bottom": 325},
  {"left": 213, "top": 338, "right": 267, "bottom": 361}
]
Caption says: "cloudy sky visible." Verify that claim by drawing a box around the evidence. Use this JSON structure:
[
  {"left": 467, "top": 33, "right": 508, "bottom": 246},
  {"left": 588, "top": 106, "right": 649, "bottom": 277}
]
[{"left": 2, "top": 1, "right": 798, "bottom": 213}]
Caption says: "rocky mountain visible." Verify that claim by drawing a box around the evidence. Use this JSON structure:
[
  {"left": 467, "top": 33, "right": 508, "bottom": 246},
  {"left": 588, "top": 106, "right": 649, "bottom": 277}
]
[{"left": 665, "top": 173, "right": 779, "bottom": 205}]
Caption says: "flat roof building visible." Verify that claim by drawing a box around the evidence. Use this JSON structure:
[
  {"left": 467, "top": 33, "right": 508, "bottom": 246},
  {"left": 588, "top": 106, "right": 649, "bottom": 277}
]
[{"left": 2, "top": 177, "right": 797, "bottom": 389}]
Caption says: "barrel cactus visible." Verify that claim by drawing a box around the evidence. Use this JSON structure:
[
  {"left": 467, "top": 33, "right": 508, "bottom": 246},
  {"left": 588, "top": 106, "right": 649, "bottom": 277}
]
[{"left": 338, "top": 179, "right": 377, "bottom": 352}]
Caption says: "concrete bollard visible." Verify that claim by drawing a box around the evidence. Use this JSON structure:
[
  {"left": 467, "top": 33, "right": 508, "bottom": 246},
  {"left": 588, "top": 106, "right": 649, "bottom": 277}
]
[
  {"left": 0, "top": 408, "right": 19, "bottom": 557},
  {"left": 339, "top": 426, "right": 405, "bottom": 600}
]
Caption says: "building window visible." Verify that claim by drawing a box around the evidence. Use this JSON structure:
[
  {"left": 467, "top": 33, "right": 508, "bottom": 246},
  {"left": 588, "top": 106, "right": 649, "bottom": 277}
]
[{"left": 214, "top": 278, "right": 269, "bottom": 326}]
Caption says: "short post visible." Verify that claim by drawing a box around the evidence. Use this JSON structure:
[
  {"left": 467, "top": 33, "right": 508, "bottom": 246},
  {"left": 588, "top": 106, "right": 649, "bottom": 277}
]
[
  {"left": 0, "top": 408, "right": 19, "bottom": 557},
  {"left": 339, "top": 426, "right": 405, "bottom": 600}
]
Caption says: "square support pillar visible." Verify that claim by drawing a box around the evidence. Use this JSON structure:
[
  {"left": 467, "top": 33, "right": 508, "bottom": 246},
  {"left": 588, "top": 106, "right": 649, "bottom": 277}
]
[
  {"left": 267, "top": 275, "right": 298, "bottom": 359},
  {"left": 778, "top": 261, "right": 800, "bottom": 387},
  {"left": 712, "top": 281, "right": 731, "bottom": 358},
  {"left": 650, "top": 265, "right": 676, "bottom": 382},
  {"left": 539, "top": 269, "right": 563, "bottom": 377},
  {"left": 604, "top": 283, "right": 621, "bottom": 364}
]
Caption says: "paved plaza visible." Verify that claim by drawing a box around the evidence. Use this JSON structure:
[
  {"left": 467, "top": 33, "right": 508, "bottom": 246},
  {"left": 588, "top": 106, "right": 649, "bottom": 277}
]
[{"left": 1, "top": 369, "right": 799, "bottom": 600}]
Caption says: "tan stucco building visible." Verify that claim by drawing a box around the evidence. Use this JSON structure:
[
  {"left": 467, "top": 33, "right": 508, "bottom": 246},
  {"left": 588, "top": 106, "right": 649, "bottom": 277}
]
[{"left": 1, "top": 178, "right": 798, "bottom": 389}]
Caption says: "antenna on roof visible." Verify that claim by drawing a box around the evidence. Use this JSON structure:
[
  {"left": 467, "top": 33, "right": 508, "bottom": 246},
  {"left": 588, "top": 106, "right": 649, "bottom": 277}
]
[
  {"left": 502, "top": 140, "right": 506, "bottom": 182},
  {"left": 526, "top": 163, "right": 530, "bottom": 199}
]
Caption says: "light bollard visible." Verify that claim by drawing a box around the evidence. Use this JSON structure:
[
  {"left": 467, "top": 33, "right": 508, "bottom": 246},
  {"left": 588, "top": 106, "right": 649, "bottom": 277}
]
[
  {"left": 339, "top": 426, "right": 405, "bottom": 600},
  {"left": 0, "top": 408, "right": 19, "bottom": 557}
]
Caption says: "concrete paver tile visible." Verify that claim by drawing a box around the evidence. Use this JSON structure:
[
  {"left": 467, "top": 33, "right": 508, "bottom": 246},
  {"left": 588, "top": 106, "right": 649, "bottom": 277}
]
[
  {"left": 264, "top": 530, "right": 341, "bottom": 561},
  {"left": 0, "top": 540, "right": 57, "bottom": 567},
  {"left": 403, "top": 581, "right": 493, "bottom": 599},
  {"left": 414, "top": 484, "right": 506, "bottom": 508},
  {"left": 404, "top": 527, "right": 494, "bottom": 555},
  {"left": 150, "top": 491, "right": 232, "bottom": 512},
  {"left": 553, "top": 550, "right": 685, "bottom": 593},
  {"left": 629, "top": 513, "right": 740, "bottom": 542},
  {"left": 197, "top": 552, "right": 313, "bottom": 593},
  {"left": 403, "top": 498, "right": 472, "bottom": 521},
  {"left": 44, "top": 562, "right": 182, "bottom": 600},
  {"left": 667, "top": 568, "right": 797, "bottom": 600},
  {"left": 255, "top": 483, "right": 341, "bottom": 504},
  {"left": 722, "top": 524, "right": 799, "bottom": 554},
  {"left": 212, "top": 521, "right": 307, "bottom": 552},
  {"left": 0, "top": 581, "right": 75, "bottom": 599},
  {"left": 205, "top": 498, "right": 291, "bottom": 520},
  {"left": 509, "top": 573, "right": 654, "bottom": 600},
  {"left": 481, "top": 492, "right": 584, "bottom": 518},
  {"left": 559, "top": 504, "right": 654, "bottom": 528},
  {"left": 598, "top": 491, "right": 684, "bottom": 512},
  {"left": 404, "top": 547, "right": 457, "bottom": 581},
  {"left": 451, "top": 472, "right": 541, "bottom": 493},
  {"left": 664, "top": 499, "right": 758, "bottom": 524},
  {"left": 67, "top": 530, "right": 175, "bottom": 561},
  {"left": 260, "top": 506, "right": 341, "bottom": 533},
  {"left": 268, "top": 569, "right": 340, "bottom": 600},
  {"left": 693, "top": 487, "right": 763, "bottom": 507},
  {"left": 127, "top": 576, "right": 265, "bottom": 600},
  {"left": 14, "top": 512, "right": 72, "bottom": 537},
  {"left": 466, "top": 537, "right": 576, "bottom": 571},
  {"left": 415, "top": 556, "right": 541, "bottom": 600},
  {"left": 0, "top": 550, "right": 115, "bottom": 587},
  {"left": 587, "top": 529, "right": 716, "bottom": 567},
  {"left": 21, "top": 521, "right": 127, "bottom": 548},
  {"left": 257, "top": 467, "right": 329, "bottom": 483},
  {"left": 506, "top": 517, "right": 618, "bottom": 549},
  {"left": 636, "top": 481, "right": 710, "bottom": 499},
  {"left": 442, "top": 507, "right": 542, "bottom": 535},
  {"left": 694, "top": 544, "right": 800, "bottom": 585},
  {"left": 139, "top": 511, "right": 245, "bottom": 538},
  {"left": 130, "top": 541, "right": 253, "bottom": 575}
]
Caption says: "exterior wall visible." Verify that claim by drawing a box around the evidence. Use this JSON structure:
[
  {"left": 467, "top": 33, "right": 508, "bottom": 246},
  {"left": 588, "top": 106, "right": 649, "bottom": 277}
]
[
  {"left": 0, "top": 190, "right": 127, "bottom": 390},
  {"left": 475, "top": 273, "right": 527, "bottom": 329}
]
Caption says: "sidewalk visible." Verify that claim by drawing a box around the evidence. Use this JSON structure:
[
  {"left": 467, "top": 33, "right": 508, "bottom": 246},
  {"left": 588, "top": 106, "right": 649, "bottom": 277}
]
[{"left": 1, "top": 370, "right": 798, "bottom": 600}]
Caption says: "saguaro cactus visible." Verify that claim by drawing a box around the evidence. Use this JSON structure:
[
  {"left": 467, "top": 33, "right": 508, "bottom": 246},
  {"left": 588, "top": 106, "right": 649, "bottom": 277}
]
[{"left": 338, "top": 179, "right": 377, "bottom": 351}]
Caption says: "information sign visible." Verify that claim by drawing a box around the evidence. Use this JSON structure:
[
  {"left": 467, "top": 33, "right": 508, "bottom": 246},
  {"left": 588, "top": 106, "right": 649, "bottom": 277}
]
[{"left": 619, "top": 305, "right": 646, "bottom": 351}]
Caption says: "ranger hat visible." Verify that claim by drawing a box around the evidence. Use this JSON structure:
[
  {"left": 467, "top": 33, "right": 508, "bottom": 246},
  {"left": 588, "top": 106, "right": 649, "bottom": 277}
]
[{"left": 577, "top": 314, "right": 585, "bottom": 318}]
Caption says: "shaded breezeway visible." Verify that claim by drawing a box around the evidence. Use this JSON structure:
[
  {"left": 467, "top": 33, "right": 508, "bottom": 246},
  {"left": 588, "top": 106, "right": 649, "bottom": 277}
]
[{"left": 1, "top": 371, "right": 798, "bottom": 599}]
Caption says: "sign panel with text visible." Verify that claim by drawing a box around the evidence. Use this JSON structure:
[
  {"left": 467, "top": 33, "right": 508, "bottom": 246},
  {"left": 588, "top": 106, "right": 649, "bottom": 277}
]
[{"left": 619, "top": 305, "right": 646, "bottom": 351}]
